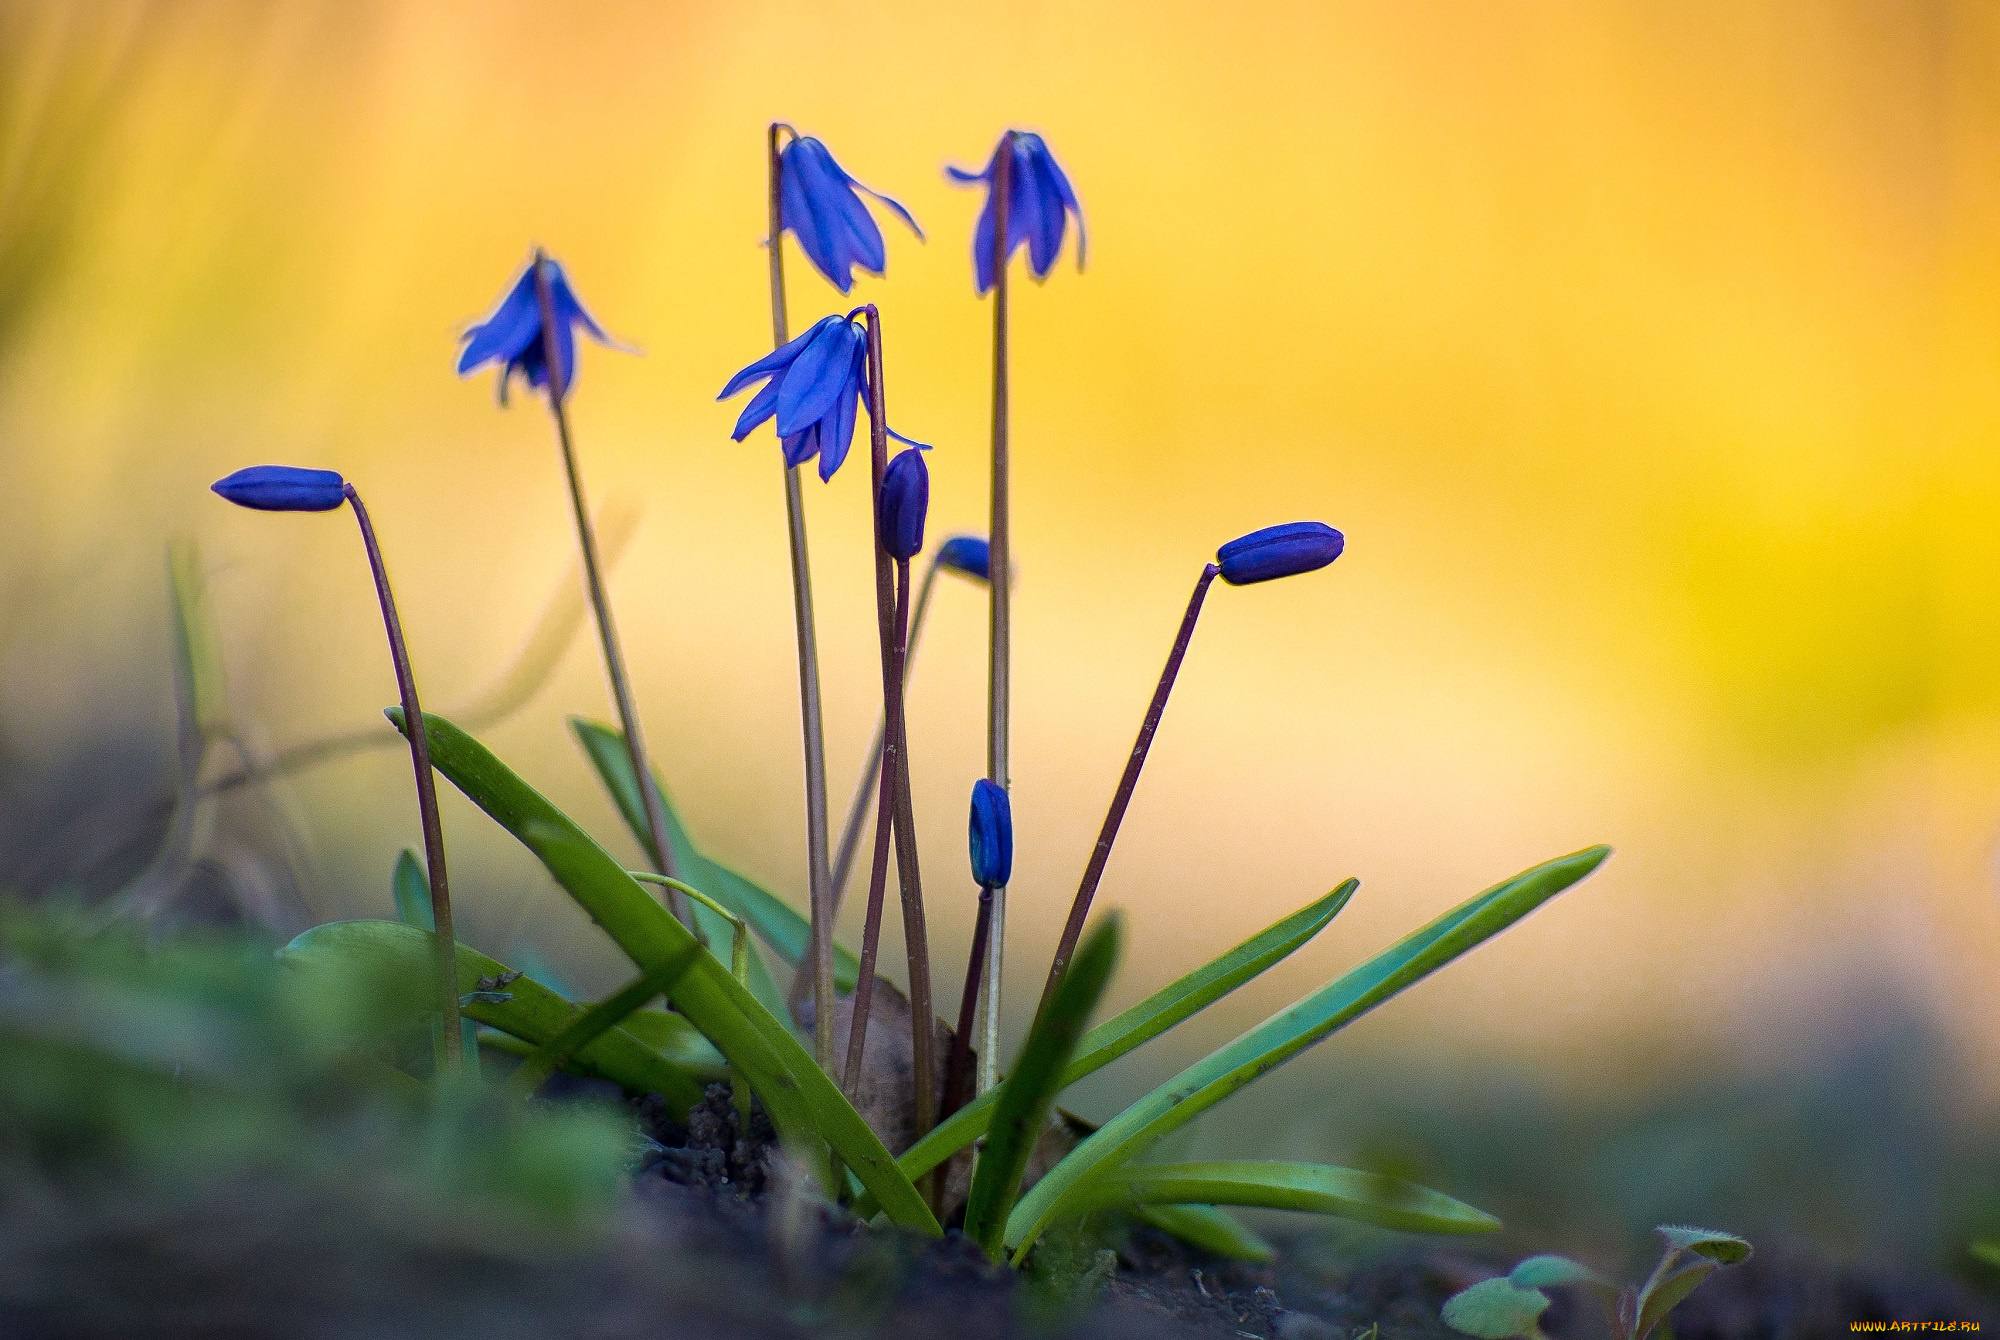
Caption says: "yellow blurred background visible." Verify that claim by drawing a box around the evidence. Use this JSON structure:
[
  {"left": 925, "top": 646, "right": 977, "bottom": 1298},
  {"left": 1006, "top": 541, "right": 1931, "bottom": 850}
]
[{"left": 6, "top": 1, "right": 2000, "bottom": 1112}]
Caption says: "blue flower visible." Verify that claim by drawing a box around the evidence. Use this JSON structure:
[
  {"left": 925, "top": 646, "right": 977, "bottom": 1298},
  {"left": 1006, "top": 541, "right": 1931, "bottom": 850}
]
[
  {"left": 968, "top": 778, "right": 1012, "bottom": 888},
  {"left": 947, "top": 131, "right": 1086, "bottom": 295},
  {"left": 1216, "top": 521, "right": 1345, "bottom": 586},
  {"left": 720, "top": 314, "right": 926, "bottom": 481},
  {"left": 935, "top": 534, "right": 991, "bottom": 582},
  {"left": 211, "top": 465, "right": 348, "bottom": 512},
  {"left": 779, "top": 134, "right": 923, "bottom": 294},
  {"left": 879, "top": 448, "right": 929, "bottom": 562},
  {"left": 456, "top": 254, "right": 614, "bottom": 404}
]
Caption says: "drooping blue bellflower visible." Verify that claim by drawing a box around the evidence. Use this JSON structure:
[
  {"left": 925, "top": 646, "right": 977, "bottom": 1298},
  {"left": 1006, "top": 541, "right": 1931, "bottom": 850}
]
[
  {"left": 879, "top": 448, "right": 930, "bottom": 562},
  {"left": 947, "top": 131, "right": 1086, "bottom": 295},
  {"left": 935, "top": 534, "right": 991, "bottom": 582},
  {"left": 456, "top": 254, "right": 616, "bottom": 405},
  {"left": 720, "top": 313, "right": 926, "bottom": 481},
  {"left": 779, "top": 134, "right": 923, "bottom": 294},
  {"left": 1216, "top": 521, "right": 1346, "bottom": 586},
  {"left": 968, "top": 778, "right": 1013, "bottom": 889},
  {"left": 211, "top": 465, "right": 348, "bottom": 512}
]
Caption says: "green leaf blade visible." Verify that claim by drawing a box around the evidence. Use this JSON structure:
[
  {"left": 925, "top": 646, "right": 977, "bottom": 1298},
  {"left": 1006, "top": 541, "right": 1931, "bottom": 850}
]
[
  {"left": 967, "top": 914, "right": 1122, "bottom": 1260},
  {"left": 1133, "top": 1204, "right": 1274, "bottom": 1263},
  {"left": 1082, "top": 1160, "right": 1499, "bottom": 1236},
  {"left": 1003, "top": 846, "right": 1611, "bottom": 1255},
  {"left": 391, "top": 709, "right": 938, "bottom": 1236},
  {"left": 895, "top": 881, "right": 1356, "bottom": 1186}
]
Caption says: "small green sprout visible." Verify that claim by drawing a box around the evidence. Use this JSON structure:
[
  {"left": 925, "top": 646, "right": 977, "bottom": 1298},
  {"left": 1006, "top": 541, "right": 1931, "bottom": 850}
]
[{"left": 1442, "top": 1225, "right": 1752, "bottom": 1340}]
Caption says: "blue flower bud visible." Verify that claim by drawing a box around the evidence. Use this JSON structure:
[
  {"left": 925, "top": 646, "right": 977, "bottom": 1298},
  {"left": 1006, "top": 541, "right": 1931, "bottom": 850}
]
[
  {"left": 935, "top": 534, "right": 991, "bottom": 582},
  {"left": 968, "top": 778, "right": 1012, "bottom": 888},
  {"left": 1216, "top": 521, "right": 1344, "bottom": 586},
  {"left": 211, "top": 465, "right": 348, "bottom": 512},
  {"left": 879, "top": 447, "right": 929, "bottom": 561}
]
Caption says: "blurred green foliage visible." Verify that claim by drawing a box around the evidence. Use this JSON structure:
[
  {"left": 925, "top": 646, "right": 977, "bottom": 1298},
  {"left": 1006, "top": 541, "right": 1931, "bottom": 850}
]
[{"left": 0, "top": 895, "right": 633, "bottom": 1230}]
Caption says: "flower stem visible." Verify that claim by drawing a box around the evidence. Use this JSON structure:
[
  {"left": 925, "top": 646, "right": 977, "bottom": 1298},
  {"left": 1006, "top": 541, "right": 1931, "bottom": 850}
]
[
  {"left": 864, "top": 309, "right": 937, "bottom": 1165},
  {"left": 839, "top": 683, "right": 897, "bottom": 1097},
  {"left": 826, "top": 553, "right": 941, "bottom": 914},
  {"left": 767, "top": 124, "right": 838, "bottom": 1071},
  {"left": 530, "top": 250, "right": 699, "bottom": 940},
  {"left": 980, "top": 135, "right": 1014, "bottom": 1097},
  {"left": 1040, "top": 563, "right": 1221, "bottom": 1007},
  {"left": 344, "top": 483, "right": 461, "bottom": 1070},
  {"left": 942, "top": 884, "right": 993, "bottom": 1122}
]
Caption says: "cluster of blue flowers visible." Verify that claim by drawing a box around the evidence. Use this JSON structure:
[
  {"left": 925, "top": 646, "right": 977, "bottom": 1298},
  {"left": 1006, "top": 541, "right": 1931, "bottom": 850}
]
[{"left": 210, "top": 121, "right": 1347, "bottom": 997}]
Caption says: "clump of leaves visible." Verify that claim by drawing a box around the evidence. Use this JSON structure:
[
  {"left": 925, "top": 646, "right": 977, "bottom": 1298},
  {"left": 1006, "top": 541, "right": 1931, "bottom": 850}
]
[{"left": 1442, "top": 1225, "right": 1753, "bottom": 1340}]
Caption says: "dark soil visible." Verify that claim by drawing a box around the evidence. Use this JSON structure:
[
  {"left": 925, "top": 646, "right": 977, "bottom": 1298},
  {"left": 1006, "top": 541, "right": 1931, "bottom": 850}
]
[
  {"left": 1, "top": 1076, "right": 1994, "bottom": 1337},
  {"left": 625, "top": 1083, "right": 2000, "bottom": 1339}
]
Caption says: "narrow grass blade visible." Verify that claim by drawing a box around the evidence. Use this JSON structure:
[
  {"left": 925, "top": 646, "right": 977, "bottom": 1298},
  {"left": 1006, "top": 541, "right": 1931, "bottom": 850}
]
[
  {"left": 392, "top": 708, "right": 939, "bottom": 1235},
  {"left": 1077, "top": 1161, "right": 1498, "bottom": 1235},
  {"left": 572, "top": 717, "right": 860, "bottom": 993},
  {"left": 1004, "top": 847, "right": 1611, "bottom": 1257},
  {"left": 894, "top": 882, "right": 1355, "bottom": 1187},
  {"left": 964, "top": 915, "right": 1122, "bottom": 1259},
  {"left": 1135, "top": 1205, "right": 1274, "bottom": 1263},
  {"left": 507, "top": 952, "right": 697, "bottom": 1095},
  {"left": 281, "top": 919, "right": 716, "bottom": 1111}
]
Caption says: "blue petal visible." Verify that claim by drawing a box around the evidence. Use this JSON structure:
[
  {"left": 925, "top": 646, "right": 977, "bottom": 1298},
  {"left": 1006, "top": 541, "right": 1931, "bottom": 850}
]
[
  {"left": 775, "top": 319, "right": 861, "bottom": 437},
  {"left": 945, "top": 163, "right": 990, "bottom": 184},
  {"left": 824, "top": 177, "right": 889, "bottom": 277},
  {"left": 1038, "top": 141, "right": 1087, "bottom": 270},
  {"left": 719, "top": 319, "right": 822, "bottom": 401},
  {"left": 1023, "top": 146, "right": 1068, "bottom": 276},
  {"left": 783, "top": 140, "right": 859, "bottom": 292},
  {"left": 548, "top": 262, "right": 609, "bottom": 343},
  {"left": 457, "top": 267, "right": 542, "bottom": 374},
  {"left": 731, "top": 373, "right": 783, "bottom": 440},
  {"left": 807, "top": 136, "right": 921, "bottom": 247},
  {"left": 515, "top": 338, "right": 548, "bottom": 390},
  {"left": 802, "top": 142, "right": 888, "bottom": 278},
  {"left": 548, "top": 316, "right": 578, "bottom": 396},
  {"left": 970, "top": 192, "right": 997, "bottom": 295},
  {"left": 818, "top": 368, "right": 862, "bottom": 481},
  {"left": 782, "top": 424, "right": 819, "bottom": 470},
  {"left": 854, "top": 178, "right": 923, "bottom": 240},
  {"left": 781, "top": 144, "right": 846, "bottom": 290},
  {"left": 1010, "top": 140, "right": 1057, "bottom": 278}
]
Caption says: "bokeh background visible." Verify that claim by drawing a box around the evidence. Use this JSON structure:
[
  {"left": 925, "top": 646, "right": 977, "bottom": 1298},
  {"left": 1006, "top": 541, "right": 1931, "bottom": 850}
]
[{"left": 6, "top": 0, "right": 2000, "bottom": 1269}]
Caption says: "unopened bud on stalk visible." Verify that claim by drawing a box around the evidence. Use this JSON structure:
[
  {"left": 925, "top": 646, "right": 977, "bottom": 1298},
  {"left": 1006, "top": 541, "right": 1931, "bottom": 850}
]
[
  {"left": 1216, "top": 521, "right": 1345, "bottom": 586},
  {"left": 879, "top": 447, "right": 930, "bottom": 562},
  {"left": 211, "top": 465, "right": 347, "bottom": 513},
  {"left": 968, "top": 778, "right": 1013, "bottom": 889}
]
